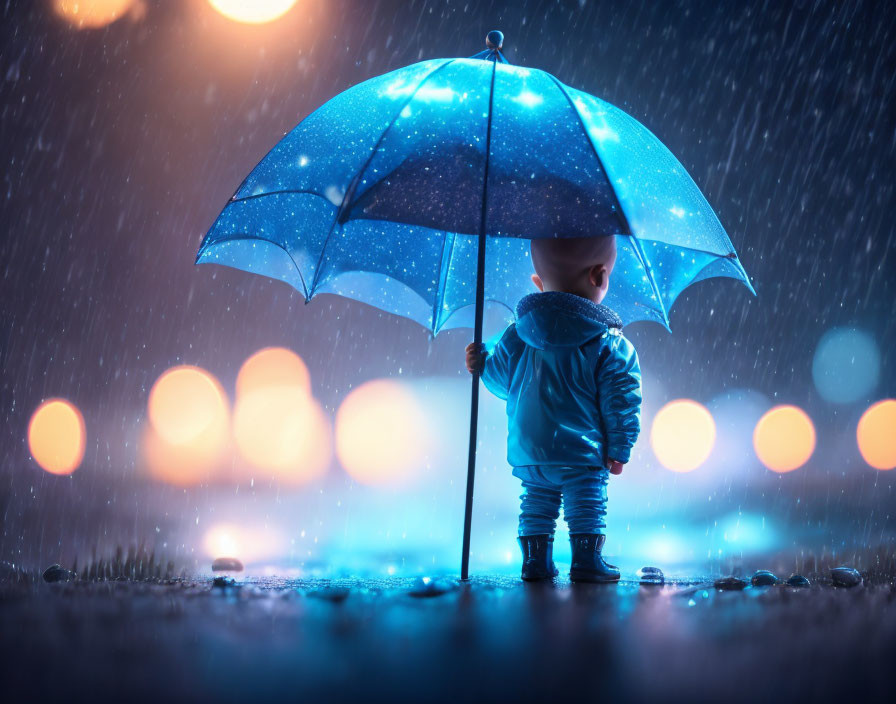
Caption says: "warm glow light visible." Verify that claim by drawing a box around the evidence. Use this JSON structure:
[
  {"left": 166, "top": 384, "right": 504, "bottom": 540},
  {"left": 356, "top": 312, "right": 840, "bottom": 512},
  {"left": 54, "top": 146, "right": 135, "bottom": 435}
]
[
  {"left": 142, "top": 423, "right": 226, "bottom": 486},
  {"left": 233, "top": 347, "right": 327, "bottom": 482},
  {"left": 233, "top": 387, "right": 330, "bottom": 482},
  {"left": 148, "top": 366, "right": 229, "bottom": 446},
  {"left": 28, "top": 399, "right": 86, "bottom": 475},
  {"left": 753, "top": 405, "right": 816, "bottom": 473},
  {"left": 857, "top": 400, "right": 896, "bottom": 470},
  {"left": 204, "top": 524, "right": 242, "bottom": 559},
  {"left": 335, "top": 380, "right": 431, "bottom": 485},
  {"left": 650, "top": 400, "right": 716, "bottom": 472},
  {"left": 236, "top": 347, "right": 311, "bottom": 398},
  {"left": 145, "top": 366, "right": 229, "bottom": 485},
  {"left": 207, "top": 0, "right": 298, "bottom": 24},
  {"left": 203, "top": 523, "right": 287, "bottom": 565},
  {"left": 54, "top": 0, "right": 142, "bottom": 29}
]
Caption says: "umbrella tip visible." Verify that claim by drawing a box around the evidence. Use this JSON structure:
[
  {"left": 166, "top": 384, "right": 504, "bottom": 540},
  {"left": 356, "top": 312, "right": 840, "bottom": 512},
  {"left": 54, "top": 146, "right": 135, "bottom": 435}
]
[{"left": 485, "top": 30, "right": 504, "bottom": 50}]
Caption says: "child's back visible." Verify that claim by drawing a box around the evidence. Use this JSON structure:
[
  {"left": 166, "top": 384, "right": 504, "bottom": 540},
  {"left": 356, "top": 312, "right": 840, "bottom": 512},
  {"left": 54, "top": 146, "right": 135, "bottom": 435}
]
[
  {"left": 481, "top": 291, "right": 640, "bottom": 470},
  {"left": 466, "top": 235, "right": 642, "bottom": 583}
]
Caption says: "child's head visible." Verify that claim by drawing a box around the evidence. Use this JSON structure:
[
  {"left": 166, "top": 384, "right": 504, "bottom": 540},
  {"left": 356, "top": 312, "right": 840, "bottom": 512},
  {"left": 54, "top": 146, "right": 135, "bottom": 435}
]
[{"left": 530, "top": 235, "right": 617, "bottom": 304}]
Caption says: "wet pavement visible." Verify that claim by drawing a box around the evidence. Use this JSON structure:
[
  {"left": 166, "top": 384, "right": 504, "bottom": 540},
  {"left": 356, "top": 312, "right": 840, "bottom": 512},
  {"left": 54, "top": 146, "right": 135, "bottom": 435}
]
[{"left": 2, "top": 570, "right": 895, "bottom": 703}]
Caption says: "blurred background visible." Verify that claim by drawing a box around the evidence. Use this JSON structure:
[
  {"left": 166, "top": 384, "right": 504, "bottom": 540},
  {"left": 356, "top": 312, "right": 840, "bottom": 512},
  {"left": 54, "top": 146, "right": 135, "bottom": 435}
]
[{"left": 0, "top": 0, "right": 893, "bottom": 577}]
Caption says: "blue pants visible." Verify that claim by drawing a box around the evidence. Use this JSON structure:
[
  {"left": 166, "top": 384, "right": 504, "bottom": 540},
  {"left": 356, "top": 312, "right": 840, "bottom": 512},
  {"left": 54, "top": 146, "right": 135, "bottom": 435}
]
[{"left": 512, "top": 465, "right": 609, "bottom": 536}]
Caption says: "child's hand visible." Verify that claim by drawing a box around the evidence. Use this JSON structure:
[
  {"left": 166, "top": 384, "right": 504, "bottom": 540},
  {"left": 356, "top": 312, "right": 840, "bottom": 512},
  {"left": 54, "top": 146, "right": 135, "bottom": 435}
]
[
  {"left": 465, "top": 342, "right": 487, "bottom": 374},
  {"left": 607, "top": 459, "right": 625, "bottom": 475}
]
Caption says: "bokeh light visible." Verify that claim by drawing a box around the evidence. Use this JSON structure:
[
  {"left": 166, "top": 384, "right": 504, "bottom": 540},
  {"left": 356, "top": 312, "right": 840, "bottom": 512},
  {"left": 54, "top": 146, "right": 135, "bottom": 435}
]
[
  {"left": 204, "top": 523, "right": 241, "bottom": 559},
  {"left": 144, "top": 366, "right": 229, "bottom": 485},
  {"left": 714, "top": 512, "right": 777, "bottom": 554},
  {"left": 233, "top": 387, "right": 331, "bottom": 482},
  {"left": 335, "top": 379, "right": 432, "bottom": 485},
  {"left": 857, "top": 400, "right": 896, "bottom": 470},
  {"left": 53, "top": 0, "right": 141, "bottom": 29},
  {"left": 27, "top": 399, "right": 86, "bottom": 475},
  {"left": 236, "top": 347, "right": 311, "bottom": 398},
  {"left": 142, "top": 423, "right": 227, "bottom": 486},
  {"left": 753, "top": 405, "right": 816, "bottom": 473},
  {"left": 811, "top": 327, "right": 880, "bottom": 404},
  {"left": 650, "top": 400, "right": 716, "bottom": 472},
  {"left": 203, "top": 523, "right": 287, "bottom": 565},
  {"left": 207, "top": 0, "right": 298, "bottom": 24},
  {"left": 705, "top": 389, "right": 771, "bottom": 476},
  {"left": 148, "top": 366, "right": 229, "bottom": 446}
]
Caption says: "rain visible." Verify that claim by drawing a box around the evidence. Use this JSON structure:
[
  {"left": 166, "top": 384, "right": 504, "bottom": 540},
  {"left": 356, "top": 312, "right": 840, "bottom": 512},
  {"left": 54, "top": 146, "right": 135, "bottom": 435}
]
[{"left": 0, "top": 0, "right": 894, "bottom": 700}]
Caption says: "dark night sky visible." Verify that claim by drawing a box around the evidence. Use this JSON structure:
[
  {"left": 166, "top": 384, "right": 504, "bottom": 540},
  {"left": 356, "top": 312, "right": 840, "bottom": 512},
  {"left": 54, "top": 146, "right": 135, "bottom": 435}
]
[{"left": 1, "top": 0, "right": 894, "bottom": 567}]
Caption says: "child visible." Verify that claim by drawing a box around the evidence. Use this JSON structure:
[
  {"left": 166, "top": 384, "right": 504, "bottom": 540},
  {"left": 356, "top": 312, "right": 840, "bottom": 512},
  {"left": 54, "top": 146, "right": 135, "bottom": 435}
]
[{"left": 465, "top": 235, "right": 642, "bottom": 583}]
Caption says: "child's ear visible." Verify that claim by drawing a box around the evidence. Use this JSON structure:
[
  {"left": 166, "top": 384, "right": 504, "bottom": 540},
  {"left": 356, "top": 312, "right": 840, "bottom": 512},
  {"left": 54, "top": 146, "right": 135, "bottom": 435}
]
[
  {"left": 589, "top": 265, "right": 608, "bottom": 290},
  {"left": 531, "top": 274, "right": 544, "bottom": 291}
]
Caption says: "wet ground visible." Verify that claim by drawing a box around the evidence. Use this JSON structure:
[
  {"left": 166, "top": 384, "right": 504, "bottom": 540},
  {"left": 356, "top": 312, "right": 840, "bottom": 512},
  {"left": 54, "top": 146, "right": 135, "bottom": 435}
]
[{"left": 2, "top": 567, "right": 896, "bottom": 703}]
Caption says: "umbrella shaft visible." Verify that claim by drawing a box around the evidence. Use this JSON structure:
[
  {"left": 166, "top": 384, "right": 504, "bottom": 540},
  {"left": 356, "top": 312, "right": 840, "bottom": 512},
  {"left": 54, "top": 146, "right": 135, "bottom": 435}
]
[
  {"left": 461, "top": 58, "right": 496, "bottom": 582},
  {"left": 461, "top": 227, "right": 487, "bottom": 581},
  {"left": 461, "top": 369, "right": 480, "bottom": 581}
]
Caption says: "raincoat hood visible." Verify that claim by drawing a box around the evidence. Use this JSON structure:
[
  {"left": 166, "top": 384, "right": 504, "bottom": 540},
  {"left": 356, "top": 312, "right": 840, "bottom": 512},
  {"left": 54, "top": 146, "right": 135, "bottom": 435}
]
[{"left": 515, "top": 292, "right": 622, "bottom": 350}]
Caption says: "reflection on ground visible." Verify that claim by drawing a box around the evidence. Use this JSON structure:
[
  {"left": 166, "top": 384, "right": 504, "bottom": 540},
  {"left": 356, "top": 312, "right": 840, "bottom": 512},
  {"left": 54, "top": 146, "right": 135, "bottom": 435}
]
[{"left": 2, "top": 568, "right": 894, "bottom": 701}]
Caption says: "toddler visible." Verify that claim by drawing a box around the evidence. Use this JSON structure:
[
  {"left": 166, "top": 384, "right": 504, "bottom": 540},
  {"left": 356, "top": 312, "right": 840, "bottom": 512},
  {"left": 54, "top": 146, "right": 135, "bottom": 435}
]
[{"left": 465, "top": 235, "right": 642, "bottom": 582}]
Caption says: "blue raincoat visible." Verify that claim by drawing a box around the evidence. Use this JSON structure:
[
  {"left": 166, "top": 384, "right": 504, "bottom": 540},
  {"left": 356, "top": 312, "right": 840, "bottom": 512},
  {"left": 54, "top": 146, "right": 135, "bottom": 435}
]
[{"left": 481, "top": 291, "right": 642, "bottom": 468}]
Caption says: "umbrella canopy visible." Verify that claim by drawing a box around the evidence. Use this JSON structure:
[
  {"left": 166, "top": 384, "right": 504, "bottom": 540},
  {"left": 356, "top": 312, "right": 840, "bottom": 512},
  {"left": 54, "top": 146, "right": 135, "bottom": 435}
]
[{"left": 197, "top": 53, "right": 753, "bottom": 335}]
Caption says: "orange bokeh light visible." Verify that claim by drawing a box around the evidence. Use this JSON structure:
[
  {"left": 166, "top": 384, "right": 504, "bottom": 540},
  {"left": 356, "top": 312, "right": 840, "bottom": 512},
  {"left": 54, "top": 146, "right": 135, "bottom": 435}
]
[
  {"left": 335, "top": 379, "right": 431, "bottom": 485},
  {"left": 54, "top": 0, "right": 141, "bottom": 29},
  {"left": 145, "top": 366, "right": 229, "bottom": 485},
  {"left": 236, "top": 347, "right": 311, "bottom": 398},
  {"left": 753, "top": 405, "right": 816, "bottom": 473},
  {"left": 857, "top": 399, "right": 896, "bottom": 470},
  {"left": 148, "top": 366, "right": 229, "bottom": 446},
  {"left": 142, "top": 423, "right": 226, "bottom": 486},
  {"left": 28, "top": 399, "right": 86, "bottom": 475},
  {"left": 207, "top": 0, "right": 298, "bottom": 24},
  {"left": 650, "top": 399, "right": 716, "bottom": 472},
  {"left": 233, "top": 387, "right": 331, "bottom": 482}
]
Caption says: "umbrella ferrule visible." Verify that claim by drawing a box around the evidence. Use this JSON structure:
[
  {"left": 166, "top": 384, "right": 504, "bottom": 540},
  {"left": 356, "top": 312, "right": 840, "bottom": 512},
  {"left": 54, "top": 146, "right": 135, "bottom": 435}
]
[{"left": 470, "top": 30, "right": 509, "bottom": 64}]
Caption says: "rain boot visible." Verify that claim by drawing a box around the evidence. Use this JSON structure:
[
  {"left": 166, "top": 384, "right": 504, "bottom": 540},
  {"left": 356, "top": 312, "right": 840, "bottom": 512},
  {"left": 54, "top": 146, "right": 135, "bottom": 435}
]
[
  {"left": 518, "top": 534, "right": 559, "bottom": 581},
  {"left": 569, "top": 533, "right": 620, "bottom": 583}
]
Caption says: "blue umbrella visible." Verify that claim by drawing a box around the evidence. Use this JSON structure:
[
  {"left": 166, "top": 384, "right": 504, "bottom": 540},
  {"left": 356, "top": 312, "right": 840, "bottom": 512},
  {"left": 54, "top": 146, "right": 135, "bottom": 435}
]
[{"left": 197, "top": 31, "right": 753, "bottom": 578}]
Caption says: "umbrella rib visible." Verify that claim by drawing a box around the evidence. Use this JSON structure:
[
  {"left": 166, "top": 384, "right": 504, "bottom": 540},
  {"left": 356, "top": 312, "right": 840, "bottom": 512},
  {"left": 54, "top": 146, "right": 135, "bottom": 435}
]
[
  {"left": 228, "top": 189, "right": 333, "bottom": 205},
  {"left": 631, "top": 238, "right": 738, "bottom": 261},
  {"left": 632, "top": 237, "right": 754, "bottom": 294},
  {"left": 431, "top": 231, "right": 456, "bottom": 336},
  {"left": 627, "top": 236, "right": 671, "bottom": 326},
  {"left": 437, "top": 297, "right": 516, "bottom": 335},
  {"left": 306, "top": 59, "right": 458, "bottom": 299},
  {"left": 547, "top": 75, "right": 671, "bottom": 328},
  {"left": 196, "top": 233, "right": 309, "bottom": 299},
  {"left": 683, "top": 248, "right": 757, "bottom": 298}
]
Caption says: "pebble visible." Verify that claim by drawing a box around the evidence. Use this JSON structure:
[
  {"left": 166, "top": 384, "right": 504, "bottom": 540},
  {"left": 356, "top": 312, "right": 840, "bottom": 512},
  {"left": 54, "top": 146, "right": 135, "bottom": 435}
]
[
  {"left": 786, "top": 574, "right": 810, "bottom": 588},
  {"left": 211, "top": 557, "right": 244, "bottom": 573},
  {"left": 408, "top": 577, "right": 455, "bottom": 598},
  {"left": 42, "top": 564, "right": 75, "bottom": 583},
  {"left": 637, "top": 566, "right": 664, "bottom": 585},
  {"left": 830, "top": 566, "right": 861, "bottom": 588},
  {"left": 750, "top": 570, "right": 780, "bottom": 587},
  {"left": 714, "top": 576, "right": 747, "bottom": 591}
]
